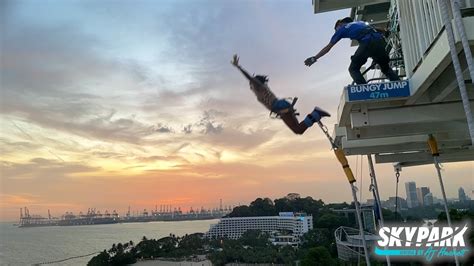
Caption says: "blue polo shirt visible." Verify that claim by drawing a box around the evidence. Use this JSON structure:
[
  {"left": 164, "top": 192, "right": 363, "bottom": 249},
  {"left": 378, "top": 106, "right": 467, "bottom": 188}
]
[{"left": 330, "top": 21, "right": 383, "bottom": 44}]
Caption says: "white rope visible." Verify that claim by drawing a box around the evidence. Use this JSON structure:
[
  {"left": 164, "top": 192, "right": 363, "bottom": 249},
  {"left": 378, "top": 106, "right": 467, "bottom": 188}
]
[
  {"left": 440, "top": 0, "right": 474, "bottom": 146},
  {"left": 351, "top": 183, "right": 371, "bottom": 266},
  {"left": 433, "top": 156, "right": 460, "bottom": 266},
  {"left": 451, "top": 0, "right": 474, "bottom": 83},
  {"left": 360, "top": 156, "right": 364, "bottom": 203}
]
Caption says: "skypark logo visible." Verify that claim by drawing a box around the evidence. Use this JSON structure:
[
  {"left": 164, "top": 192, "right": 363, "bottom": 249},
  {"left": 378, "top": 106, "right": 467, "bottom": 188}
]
[{"left": 375, "top": 224, "right": 471, "bottom": 262}]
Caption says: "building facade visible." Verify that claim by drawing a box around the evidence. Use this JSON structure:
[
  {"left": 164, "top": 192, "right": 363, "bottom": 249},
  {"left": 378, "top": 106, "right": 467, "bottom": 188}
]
[
  {"left": 405, "top": 182, "right": 419, "bottom": 208},
  {"left": 424, "top": 193, "right": 434, "bottom": 206},
  {"left": 417, "top": 187, "right": 431, "bottom": 206},
  {"left": 206, "top": 212, "right": 313, "bottom": 244},
  {"left": 384, "top": 196, "right": 408, "bottom": 212},
  {"left": 459, "top": 187, "right": 470, "bottom": 202}
]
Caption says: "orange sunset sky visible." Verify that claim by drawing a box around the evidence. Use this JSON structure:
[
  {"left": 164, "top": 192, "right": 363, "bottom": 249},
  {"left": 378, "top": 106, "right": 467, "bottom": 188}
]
[{"left": 1, "top": 0, "right": 472, "bottom": 222}]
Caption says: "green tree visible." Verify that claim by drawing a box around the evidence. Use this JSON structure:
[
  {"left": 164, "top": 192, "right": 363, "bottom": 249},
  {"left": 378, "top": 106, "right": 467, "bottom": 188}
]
[
  {"left": 157, "top": 235, "right": 178, "bottom": 255},
  {"left": 275, "top": 245, "right": 297, "bottom": 264},
  {"left": 87, "top": 250, "right": 110, "bottom": 266},
  {"left": 178, "top": 233, "right": 205, "bottom": 255},
  {"left": 240, "top": 230, "right": 270, "bottom": 248},
  {"left": 135, "top": 239, "right": 160, "bottom": 258},
  {"left": 301, "top": 246, "right": 337, "bottom": 266},
  {"left": 226, "top": 205, "right": 253, "bottom": 217},
  {"left": 274, "top": 198, "right": 295, "bottom": 213},
  {"left": 249, "top": 197, "right": 276, "bottom": 216},
  {"left": 315, "top": 212, "right": 349, "bottom": 230},
  {"left": 300, "top": 228, "right": 332, "bottom": 248}
]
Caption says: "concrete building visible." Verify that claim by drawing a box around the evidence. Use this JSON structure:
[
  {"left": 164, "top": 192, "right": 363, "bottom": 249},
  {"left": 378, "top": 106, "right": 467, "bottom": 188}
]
[
  {"left": 424, "top": 193, "right": 434, "bottom": 206},
  {"left": 383, "top": 196, "right": 408, "bottom": 212},
  {"left": 417, "top": 187, "right": 431, "bottom": 206},
  {"left": 206, "top": 212, "right": 313, "bottom": 246},
  {"left": 405, "top": 182, "right": 419, "bottom": 208},
  {"left": 459, "top": 187, "right": 470, "bottom": 202}
]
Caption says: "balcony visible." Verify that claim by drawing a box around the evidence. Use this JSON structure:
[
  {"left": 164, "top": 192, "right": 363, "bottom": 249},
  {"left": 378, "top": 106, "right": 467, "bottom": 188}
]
[{"left": 313, "top": 0, "right": 474, "bottom": 166}]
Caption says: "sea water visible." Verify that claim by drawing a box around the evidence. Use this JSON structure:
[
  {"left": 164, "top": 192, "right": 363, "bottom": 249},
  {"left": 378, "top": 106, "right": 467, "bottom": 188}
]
[{"left": 0, "top": 220, "right": 217, "bottom": 265}]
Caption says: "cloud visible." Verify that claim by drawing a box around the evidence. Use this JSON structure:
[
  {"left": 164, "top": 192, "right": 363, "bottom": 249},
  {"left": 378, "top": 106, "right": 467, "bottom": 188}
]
[
  {"left": 154, "top": 123, "right": 173, "bottom": 133},
  {"left": 1, "top": 22, "right": 176, "bottom": 145},
  {"left": 135, "top": 155, "right": 189, "bottom": 164},
  {"left": 0, "top": 138, "right": 42, "bottom": 155},
  {"left": 91, "top": 151, "right": 128, "bottom": 160},
  {"left": 2, "top": 22, "right": 110, "bottom": 95},
  {"left": 1, "top": 158, "right": 100, "bottom": 180},
  {"left": 197, "top": 110, "right": 224, "bottom": 134},
  {"left": 183, "top": 124, "right": 193, "bottom": 134},
  {"left": 169, "top": 110, "right": 277, "bottom": 151},
  {"left": 0, "top": 193, "right": 39, "bottom": 206}
]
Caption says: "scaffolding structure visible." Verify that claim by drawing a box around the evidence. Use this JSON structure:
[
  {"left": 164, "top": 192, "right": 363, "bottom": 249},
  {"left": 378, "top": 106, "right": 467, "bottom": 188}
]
[{"left": 312, "top": 0, "right": 474, "bottom": 265}]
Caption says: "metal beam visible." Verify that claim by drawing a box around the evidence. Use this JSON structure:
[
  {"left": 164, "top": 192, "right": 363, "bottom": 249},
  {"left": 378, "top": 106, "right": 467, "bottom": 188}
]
[
  {"left": 341, "top": 135, "right": 470, "bottom": 155},
  {"left": 345, "top": 121, "right": 469, "bottom": 140},
  {"left": 312, "top": 0, "right": 388, "bottom": 14},
  {"left": 375, "top": 148, "right": 474, "bottom": 164},
  {"left": 350, "top": 101, "right": 474, "bottom": 128}
]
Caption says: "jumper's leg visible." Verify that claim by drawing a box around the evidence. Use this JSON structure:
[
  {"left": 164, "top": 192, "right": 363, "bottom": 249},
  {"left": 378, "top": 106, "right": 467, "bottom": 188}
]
[
  {"left": 279, "top": 106, "right": 331, "bottom": 135},
  {"left": 303, "top": 107, "right": 331, "bottom": 127}
]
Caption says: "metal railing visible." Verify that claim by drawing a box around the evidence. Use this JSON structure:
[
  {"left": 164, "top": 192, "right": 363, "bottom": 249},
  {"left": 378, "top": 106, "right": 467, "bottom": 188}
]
[
  {"left": 335, "top": 226, "right": 379, "bottom": 262},
  {"left": 397, "top": 0, "right": 445, "bottom": 77},
  {"left": 397, "top": 0, "right": 474, "bottom": 77}
]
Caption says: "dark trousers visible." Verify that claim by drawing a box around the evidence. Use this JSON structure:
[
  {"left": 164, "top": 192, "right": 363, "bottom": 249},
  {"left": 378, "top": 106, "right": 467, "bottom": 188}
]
[{"left": 349, "top": 39, "right": 400, "bottom": 84}]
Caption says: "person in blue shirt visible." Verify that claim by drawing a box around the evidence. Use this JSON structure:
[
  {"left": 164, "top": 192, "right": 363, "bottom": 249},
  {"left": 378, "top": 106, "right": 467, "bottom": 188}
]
[{"left": 305, "top": 17, "right": 400, "bottom": 84}]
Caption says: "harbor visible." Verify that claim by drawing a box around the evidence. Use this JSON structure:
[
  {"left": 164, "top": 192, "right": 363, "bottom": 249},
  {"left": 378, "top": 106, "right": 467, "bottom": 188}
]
[{"left": 18, "top": 205, "right": 231, "bottom": 228}]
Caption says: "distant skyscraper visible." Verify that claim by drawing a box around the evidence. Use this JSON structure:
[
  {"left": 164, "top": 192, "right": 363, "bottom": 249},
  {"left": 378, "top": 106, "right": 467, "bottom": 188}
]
[
  {"left": 458, "top": 187, "right": 469, "bottom": 202},
  {"left": 405, "top": 182, "right": 419, "bottom": 208},
  {"left": 416, "top": 187, "right": 430, "bottom": 206},
  {"left": 386, "top": 197, "right": 407, "bottom": 212},
  {"left": 424, "top": 193, "right": 434, "bottom": 206}
]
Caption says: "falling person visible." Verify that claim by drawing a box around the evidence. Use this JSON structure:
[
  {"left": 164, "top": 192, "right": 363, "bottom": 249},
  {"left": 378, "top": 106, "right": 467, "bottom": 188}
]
[{"left": 231, "top": 54, "right": 329, "bottom": 135}]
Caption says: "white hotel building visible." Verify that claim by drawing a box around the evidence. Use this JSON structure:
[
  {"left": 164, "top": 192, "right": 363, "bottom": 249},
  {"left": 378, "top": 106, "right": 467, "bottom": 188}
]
[{"left": 206, "top": 212, "right": 313, "bottom": 245}]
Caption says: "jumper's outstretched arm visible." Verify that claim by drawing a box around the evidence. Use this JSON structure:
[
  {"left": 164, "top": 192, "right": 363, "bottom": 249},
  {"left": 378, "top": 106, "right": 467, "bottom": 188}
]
[{"left": 231, "top": 54, "right": 254, "bottom": 81}]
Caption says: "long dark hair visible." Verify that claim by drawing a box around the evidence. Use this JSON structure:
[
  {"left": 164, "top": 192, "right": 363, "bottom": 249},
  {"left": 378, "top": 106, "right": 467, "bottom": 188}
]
[{"left": 254, "top": 75, "right": 268, "bottom": 84}]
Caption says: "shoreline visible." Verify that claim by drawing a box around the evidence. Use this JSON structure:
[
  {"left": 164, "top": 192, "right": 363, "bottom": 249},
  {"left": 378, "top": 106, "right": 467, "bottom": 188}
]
[{"left": 134, "top": 257, "right": 211, "bottom": 266}]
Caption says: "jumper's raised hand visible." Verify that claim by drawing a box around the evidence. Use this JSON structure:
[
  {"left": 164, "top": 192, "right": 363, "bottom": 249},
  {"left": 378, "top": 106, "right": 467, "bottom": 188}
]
[{"left": 231, "top": 54, "right": 239, "bottom": 67}]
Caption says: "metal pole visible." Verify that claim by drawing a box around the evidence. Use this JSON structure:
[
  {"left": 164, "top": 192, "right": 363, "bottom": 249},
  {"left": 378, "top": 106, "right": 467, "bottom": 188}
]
[
  {"left": 428, "top": 135, "right": 459, "bottom": 266},
  {"left": 393, "top": 163, "right": 402, "bottom": 220},
  {"left": 433, "top": 156, "right": 459, "bottom": 266},
  {"left": 395, "top": 180, "right": 398, "bottom": 215},
  {"left": 350, "top": 183, "right": 371, "bottom": 266},
  {"left": 367, "top": 154, "right": 391, "bottom": 266},
  {"left": 440, "top": 0, "right": 474, "bottom": 145}
]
